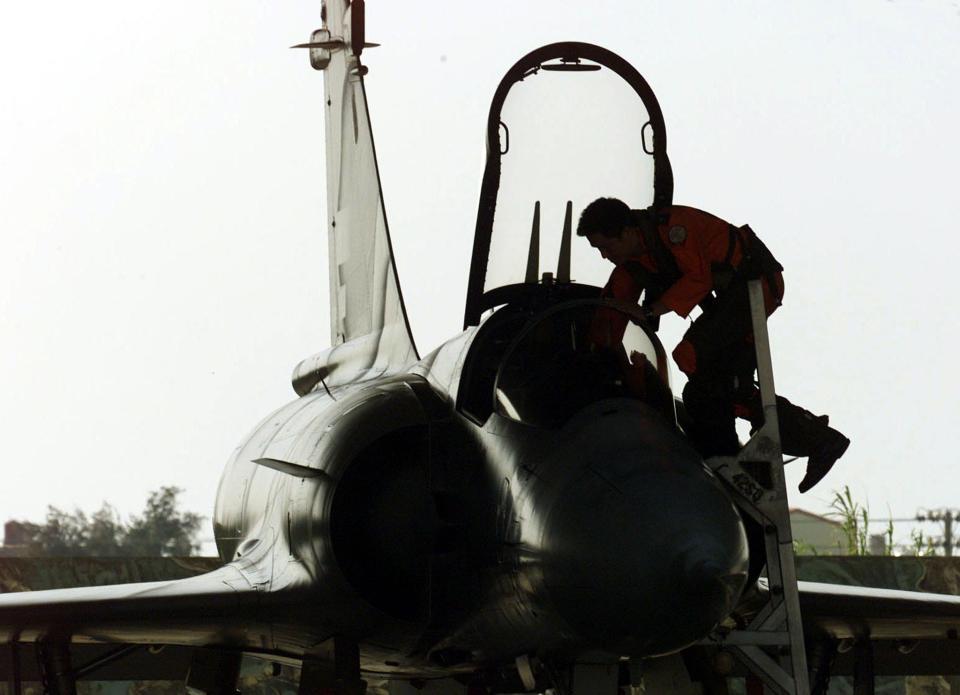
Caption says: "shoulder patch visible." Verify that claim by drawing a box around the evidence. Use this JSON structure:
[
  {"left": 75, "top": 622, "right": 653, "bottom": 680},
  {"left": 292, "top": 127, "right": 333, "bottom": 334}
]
[{"left": 668, "top": 225, "right": 687, "bottom": 244}]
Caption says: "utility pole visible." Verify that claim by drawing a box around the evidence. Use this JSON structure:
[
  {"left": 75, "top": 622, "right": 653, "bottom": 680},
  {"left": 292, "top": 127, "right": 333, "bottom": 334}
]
[
  {"left": 916, "top": 508, "right": 960, "bottom": 556},
  {"left": 949, "top": 511, "right": 954, "bottom": 558}
]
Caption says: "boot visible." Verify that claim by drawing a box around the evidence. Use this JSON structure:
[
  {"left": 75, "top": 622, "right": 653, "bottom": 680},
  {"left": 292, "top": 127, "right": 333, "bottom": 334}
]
[{"left": 776, "top": 397, "right": 850, "bottom": 493}]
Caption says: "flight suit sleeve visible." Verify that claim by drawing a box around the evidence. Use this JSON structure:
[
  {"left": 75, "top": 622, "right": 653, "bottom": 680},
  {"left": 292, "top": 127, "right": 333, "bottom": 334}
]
[{"left": 658, "top": 235, "right": 712, "bottom": 318}]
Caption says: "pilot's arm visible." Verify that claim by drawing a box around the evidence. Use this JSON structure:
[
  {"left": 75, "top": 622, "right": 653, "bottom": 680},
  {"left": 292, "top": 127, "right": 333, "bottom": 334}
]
[{"left": 589, "top": 265, "right": 641, "bottom": 348}]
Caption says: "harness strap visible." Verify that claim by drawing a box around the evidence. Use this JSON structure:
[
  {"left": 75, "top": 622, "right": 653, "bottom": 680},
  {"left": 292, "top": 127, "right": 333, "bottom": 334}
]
[{"left": 639, "top": 223, "right": 681, "bottom": 285}]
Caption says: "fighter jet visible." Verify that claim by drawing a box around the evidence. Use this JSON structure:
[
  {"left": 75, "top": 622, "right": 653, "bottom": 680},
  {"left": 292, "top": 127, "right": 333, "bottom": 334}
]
[{"left": 3, "top": 2, "right": 960, "bottom": 694}]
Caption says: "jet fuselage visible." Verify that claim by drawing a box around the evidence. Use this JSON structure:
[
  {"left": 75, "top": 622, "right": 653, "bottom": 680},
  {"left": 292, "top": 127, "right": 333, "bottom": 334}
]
[{"left": 212, "top": 296, "right": 750, "bottom": 677}]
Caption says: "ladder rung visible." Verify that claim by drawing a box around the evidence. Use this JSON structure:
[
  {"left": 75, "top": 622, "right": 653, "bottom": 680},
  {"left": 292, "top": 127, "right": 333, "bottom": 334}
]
[{"left": 714, "top": 631, "right": 792, "bottom": 646}]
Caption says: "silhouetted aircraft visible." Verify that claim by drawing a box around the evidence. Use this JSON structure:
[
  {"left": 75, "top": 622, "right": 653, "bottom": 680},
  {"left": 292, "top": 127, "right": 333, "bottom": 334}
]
[{"left": 4, "top": 2, "right": 960, "bottom": 694}]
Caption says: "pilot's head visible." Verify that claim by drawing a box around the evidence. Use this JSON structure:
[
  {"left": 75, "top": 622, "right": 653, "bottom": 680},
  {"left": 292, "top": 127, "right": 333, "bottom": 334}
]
[{"left": 577, "top": 197, "right": 652, "bottom": 266}]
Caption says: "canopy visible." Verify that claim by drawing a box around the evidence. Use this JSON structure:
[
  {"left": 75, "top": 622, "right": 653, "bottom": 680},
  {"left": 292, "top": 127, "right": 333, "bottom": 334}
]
[{"left": 464, "top": 43, "right": 673, "bottom": 326}]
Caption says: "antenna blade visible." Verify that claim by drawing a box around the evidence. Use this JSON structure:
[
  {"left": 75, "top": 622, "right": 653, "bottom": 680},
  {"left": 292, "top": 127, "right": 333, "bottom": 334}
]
[
  {"left": 525, "top": 201, "right": 541, "bottom": 283},
  {"left": 290, "top": 40, "right": 376, "bottom": 50},
  {"left": 290, "top": 40, "right": 345, "bottom": 49},
  {"left": 557, "top": 200, "right": 573, "bottom": 283}
]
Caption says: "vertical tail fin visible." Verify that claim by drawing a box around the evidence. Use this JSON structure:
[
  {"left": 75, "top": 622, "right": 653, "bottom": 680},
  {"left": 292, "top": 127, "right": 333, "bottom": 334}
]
[{"left": 306, "top": 0, "right": 418, "bottom": 379}]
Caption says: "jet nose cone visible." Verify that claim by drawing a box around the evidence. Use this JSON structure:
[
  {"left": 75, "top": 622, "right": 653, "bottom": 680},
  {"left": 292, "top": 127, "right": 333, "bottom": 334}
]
[{"left": 541, "top": 410, "right": 749, "bottom": 656}]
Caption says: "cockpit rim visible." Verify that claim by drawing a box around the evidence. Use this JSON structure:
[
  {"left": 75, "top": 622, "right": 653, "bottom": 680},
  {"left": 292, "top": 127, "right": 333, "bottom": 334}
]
[
  {"left": 456, "top": 296, "right": 673, "bottom": 428},
  {"left": 492, "top": 297, "right": 674, "bottom": 429}
]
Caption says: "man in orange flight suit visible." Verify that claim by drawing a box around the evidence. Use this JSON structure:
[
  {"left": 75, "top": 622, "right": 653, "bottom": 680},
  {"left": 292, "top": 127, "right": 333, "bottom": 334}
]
[{"left": 577, "top": 197, "right": 849, "bottom": 493}]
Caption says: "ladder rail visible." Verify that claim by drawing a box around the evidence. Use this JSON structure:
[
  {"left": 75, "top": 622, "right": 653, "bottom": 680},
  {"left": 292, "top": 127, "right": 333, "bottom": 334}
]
[
  {"left": 703, "top": 279, "right": 811, "bottom": 695},
  {"left": 748, "top": 280, "right": 809, "bottom": 695}
]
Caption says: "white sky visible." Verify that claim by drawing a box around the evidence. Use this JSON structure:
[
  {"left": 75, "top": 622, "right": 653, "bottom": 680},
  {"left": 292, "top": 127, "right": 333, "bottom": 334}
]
[{"left": 2, "top": 1, "right": 959, "bottom": 551}]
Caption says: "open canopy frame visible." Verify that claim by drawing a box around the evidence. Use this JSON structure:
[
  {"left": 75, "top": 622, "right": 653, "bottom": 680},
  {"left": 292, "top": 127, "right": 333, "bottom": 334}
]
[{"left": 463, "top": 42, "right": 674, "bottom": 327}]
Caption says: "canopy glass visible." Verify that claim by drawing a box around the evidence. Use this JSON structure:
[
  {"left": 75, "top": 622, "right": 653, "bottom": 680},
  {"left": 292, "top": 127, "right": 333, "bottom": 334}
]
[
  {"left": 487, "top": 63, "right": 655, "bottom": 293},
  {"left": 465, "top": 44, "right": 672, "bottom": 326}
]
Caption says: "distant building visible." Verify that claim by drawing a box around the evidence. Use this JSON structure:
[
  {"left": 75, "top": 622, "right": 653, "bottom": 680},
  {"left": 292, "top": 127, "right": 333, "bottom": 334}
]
[
  {"left": 0, "top": 520, "right": 39, "bottom": 557},
  {"left": 869, "top": 533, "right": 888, "bottom": 556},
  {"left": 790, "top": 508, "right": 847, "bottom": 555}
]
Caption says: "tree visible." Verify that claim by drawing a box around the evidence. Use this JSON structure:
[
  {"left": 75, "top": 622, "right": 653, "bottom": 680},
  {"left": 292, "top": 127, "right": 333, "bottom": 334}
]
[
  {"left": 32, "top": 506, "right": 91, "bottom": 557},
  {"left": 122, "top": 487, "right": 204, "bottom": 556},
  {"left": 25, "top": 487, "right": 204, "bottom": 557},
  {"left": 86, "top": 504, "right": 126, "bottom": 556}
]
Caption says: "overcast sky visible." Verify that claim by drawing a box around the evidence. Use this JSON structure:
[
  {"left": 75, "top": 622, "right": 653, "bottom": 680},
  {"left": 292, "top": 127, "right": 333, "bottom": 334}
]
[{"left": 2, "top": 1, "right": 959, "bottom": 551}]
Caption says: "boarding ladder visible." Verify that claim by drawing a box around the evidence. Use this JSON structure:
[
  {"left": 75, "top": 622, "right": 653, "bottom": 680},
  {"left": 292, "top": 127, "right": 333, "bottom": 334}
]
[{"left": 703, "top": 279, "right": 810, "bottom": 695}]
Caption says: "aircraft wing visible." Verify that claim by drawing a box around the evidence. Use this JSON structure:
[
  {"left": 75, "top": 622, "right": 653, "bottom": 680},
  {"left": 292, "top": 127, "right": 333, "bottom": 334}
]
[
  {"left": 0, "top": 564, "right": 265, "bottom": 646},
  {"left": 795, "top": 581, "right": 960, "bottom": 676},
  {"left": 314, "top": 0, "right": 418, "bottom": 376},
  {"left": 722, "top": 580, "right": 960, "bottom": 676},
  {"left": 798, "top": 580, "right": 960, "bottom": 641}
]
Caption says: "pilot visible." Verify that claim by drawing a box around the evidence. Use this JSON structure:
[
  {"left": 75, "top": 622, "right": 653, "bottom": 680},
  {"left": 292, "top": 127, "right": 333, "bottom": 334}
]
[{"left": 577, "top": 197, "right": 849, "bottom": 493}]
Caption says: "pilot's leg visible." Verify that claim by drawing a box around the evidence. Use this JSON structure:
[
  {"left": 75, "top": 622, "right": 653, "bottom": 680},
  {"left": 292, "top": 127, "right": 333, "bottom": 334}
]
[
  {"left": 739, "top": 390, "right": 850, "bottom": 493},
  {"left": 674, "top": 287, "right": 753, "bottom": 458},
  {"left": 720, "top": 276, "right": 850, "bottom": 493},
  {"left": 681, "top": 373, "right": 739, "bottom": 457},
  {"left": 776, "top": 398, "right": 850, "bottom": 493}
]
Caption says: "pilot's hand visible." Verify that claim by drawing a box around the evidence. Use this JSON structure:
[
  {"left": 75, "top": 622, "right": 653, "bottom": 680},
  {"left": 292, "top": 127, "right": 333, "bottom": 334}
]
[{"left": 629, "top": 350, "right": 650, "bottom": 368}]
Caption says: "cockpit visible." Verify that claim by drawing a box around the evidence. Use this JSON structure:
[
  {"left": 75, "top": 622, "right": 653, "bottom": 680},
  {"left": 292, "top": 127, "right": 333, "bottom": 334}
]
[
  {"left": 463, "top": 42, "right": 674, "bottom": 327},
  {"left": 456, "top": 42, "right": 676, "bottom": 430},
  {"left": 458, "top": 299, "right": 674, "bottom": 429}
]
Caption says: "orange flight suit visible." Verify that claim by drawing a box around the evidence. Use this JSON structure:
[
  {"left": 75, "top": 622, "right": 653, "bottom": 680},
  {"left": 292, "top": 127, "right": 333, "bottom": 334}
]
[
  {"left": 596, "top": 205, "right": 784, "bottom": 456},
  {"left": 597, "top": 205, "right": 783, "bottom": 376}
]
